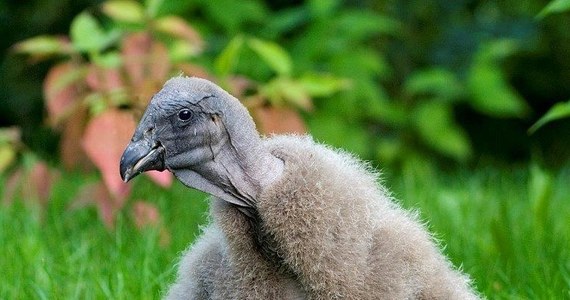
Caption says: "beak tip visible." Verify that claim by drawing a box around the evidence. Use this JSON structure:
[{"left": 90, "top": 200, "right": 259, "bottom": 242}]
[
  {"left": 119, "top": 164, "right": 135, "bottom": 183},
  {"left": 119, "top": 157, "right": 133, "bottom": 183}
]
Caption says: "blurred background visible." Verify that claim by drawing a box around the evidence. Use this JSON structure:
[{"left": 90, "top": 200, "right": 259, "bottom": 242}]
[
  {"left": 2, "top": 0, "right": 570, "bottom": 167},
  {"left": 1, "top": 0, "right": 569, "bottom": 298}
]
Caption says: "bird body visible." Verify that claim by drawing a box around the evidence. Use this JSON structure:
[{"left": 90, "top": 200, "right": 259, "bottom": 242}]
[{"left": 120, "top": 77, "right": 481, "bottom": 299}]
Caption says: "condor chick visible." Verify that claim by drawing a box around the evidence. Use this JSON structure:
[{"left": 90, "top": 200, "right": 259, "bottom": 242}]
[{"left": 120, "top": 77, "right": 481, "bottom": 300}]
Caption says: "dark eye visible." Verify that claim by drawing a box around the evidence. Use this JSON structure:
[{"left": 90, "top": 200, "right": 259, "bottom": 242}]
[{"left": 178, "top": 109, "right": 192, "bottom": 121}]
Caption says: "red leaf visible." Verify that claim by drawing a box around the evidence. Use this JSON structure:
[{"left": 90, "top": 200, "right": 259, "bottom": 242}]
[
  {"left": 60, "top": 106, "right": 92, "bottom": 170},
  {"left": 132, "top": 200, "right": 160, "bottom": 229},
  {"left": 71, "top": 182, "right": 119, "bottom": 228},
  {"left": 86, "top": 64, "right": 124, "bottom": 93},
  {"left": 2, "top": 160, "right": 59, "bottom": 207},
  {"left": 28, "top": 161, "right": 59, "bottom": 206},
  {"left": 121, "top": 34, "right": 171, "bottom": 86},
  {"left": 146, "top": 170, "right": 173, "bottom": 188},
  {"left": 122, "top": 33, "right": 152, "bottom": 87},
  {"left": 43, "top": 62, "right": 85, "bottom": 125},
  {"left": 81, "top": 109, "right": 135, "bottom": 201},
  {"left": 253, "top": 106, "right": 307, "bottom": 135}
]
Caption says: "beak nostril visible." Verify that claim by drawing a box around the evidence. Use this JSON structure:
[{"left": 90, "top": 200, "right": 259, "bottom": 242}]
[{"left": 144, "top": 127, "right": 154, "bottom": 138}]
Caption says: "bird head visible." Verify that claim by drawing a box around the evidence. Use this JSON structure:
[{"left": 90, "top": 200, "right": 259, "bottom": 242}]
[{"left": 119, "top": 76, "right": 258, "bottom": 183}]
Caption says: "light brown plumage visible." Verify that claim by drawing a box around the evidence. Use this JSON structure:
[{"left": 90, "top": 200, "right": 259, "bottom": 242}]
[
  {"left": 120, "top": 77, "right": 481, "bottom": 300},
  {"left": 165, "top": 135, "right": 480, "bottom": 299}
]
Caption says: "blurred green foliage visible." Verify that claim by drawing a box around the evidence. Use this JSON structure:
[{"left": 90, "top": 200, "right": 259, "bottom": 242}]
[{"left": 2, "top": 0, "right": 570, "bottom": 168}]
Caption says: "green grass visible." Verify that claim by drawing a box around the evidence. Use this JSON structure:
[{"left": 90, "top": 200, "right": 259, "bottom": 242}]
[
  {"left": 1, "top": 164, "right": 569, "bottom": 299},
  {"left": 0, "top": 174, "right": 209, "bottom": 299}
]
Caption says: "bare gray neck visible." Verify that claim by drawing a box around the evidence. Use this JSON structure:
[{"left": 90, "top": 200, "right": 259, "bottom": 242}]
[
  {"left": 172, "top": 117, "right": 283, "bottom": 215},
  {"left": 171, "top": 85, "right": 284, "bottom": 214}
]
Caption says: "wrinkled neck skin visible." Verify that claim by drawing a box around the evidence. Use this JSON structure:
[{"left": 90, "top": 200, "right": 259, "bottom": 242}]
[{"left": 171, "top": 128, "right": 284, "bottom": 217}]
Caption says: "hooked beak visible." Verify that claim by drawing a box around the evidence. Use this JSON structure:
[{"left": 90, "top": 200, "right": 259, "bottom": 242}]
[{"left": 120, "top": 137, "right": 166, "bottom": 182}]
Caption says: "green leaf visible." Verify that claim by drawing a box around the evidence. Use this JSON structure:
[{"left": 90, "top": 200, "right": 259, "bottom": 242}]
[
  {"left": 331, "top": 48, "right": 391, "bottom": 79},
  {"left": 203, "top": 0, "right": 268, "bottom": 34},
  {"left": 214, "top": 36, "right": 244, "bottom": 77},
  {"left": 467, "top": 40, "right": 529, "bottom": 117},
  {"left": 102, "top": 0, "right": 145, "bottom": 23},
  {"left": 260, "top": 78, "right": 312, "bottom": 111},
  {"left": 154, "top": 16, "right": 203, "bottom": 46},
  {"left": 70, "top": 12, "right": 109, "bottom": 52},
  {"left": 0, "top": 127, "right": 20, "bottom": 145},
  {"left": 85, "top": 93, "right": 108, "bottom": 116},
  {"left": 529, "top": 163, "right": 553, "bottom": 228},
  {"left": 169, "top": 40, "right": 199, "bottom": 62},
  {"left": 298, "top": 74, "right": 350, "bottom": 97},
  {"left": 337, "top": 10, "right": 401, "bottom": 38},
  {"left": 12, "top": 35, "right": 72, "bottom": 58},
  {"left": 414, "top": 101, "right": 472, "bottom": 161},
  {"left": 468, "top": 54, "right": 529, "bottom": 118},
  {"left": 0, "top": 145, "right": 16, "bottom": 174},
  {"left": 405, "top": 68, "right": 462, "bottom": 101},
  {"left": 307, "top": 114, "right": 371, "bottom": 158},
  {"left": 308, "top": 0, "right": 340, "bottom": 19},
  {"left": 537, "top": 0, "right": 570, "bottom": 18},
  {"left": 529, "top": 101, "right": 570, "bottom": 133},
  {"left": 145, "top": 0, "right": 164, "bottom": 18},
  {"left": 376, "top": 138, "right": 404, "bottom": 165},
  {"left": 478, "top": 39, "right": 519, "bottom": 60},
  {"left": 92, "top": 51, "right": 122, "bottom": 68},
  {"left": 263, "top": 7, "right": 309, "bottom": 37},
  {"left": 248, "top": 38, "right": 292, "bottom": 76}
]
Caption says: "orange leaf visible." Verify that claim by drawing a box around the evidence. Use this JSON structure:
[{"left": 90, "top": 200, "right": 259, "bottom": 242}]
[
  {"left": 81, "top": 109, "right": 135, "bottom": 201},
  {"left": 132, "top": 200, "right": 160, "bottom": 229},
  {"left": 43, "top": 62, "right": 85, "bottom": 125},
  {"left": 253, "top": 106, "right": 306, "bottom": 135},
  {"left": 146, "top": 170, "right": 173, "bottom": 188}
]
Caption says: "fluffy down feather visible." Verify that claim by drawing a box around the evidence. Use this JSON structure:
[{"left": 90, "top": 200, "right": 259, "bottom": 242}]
[{"left": 165, "top": 135, "right": 480, "bottom": 300}]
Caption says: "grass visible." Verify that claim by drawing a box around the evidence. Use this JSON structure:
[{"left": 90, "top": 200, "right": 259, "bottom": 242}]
[
  {"left": 1, "top": 163, "right": 569, "bottom": 299},
  {"left": 0, "top": 174, "right": 209, "bottom": 299}
]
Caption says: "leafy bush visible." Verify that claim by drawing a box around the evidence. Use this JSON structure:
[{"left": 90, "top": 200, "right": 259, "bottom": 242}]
[
  {"left": 12, "top": 0, "right": 347, "bottom": 226},
  {"left": 6, "top": 0, "right": 570, "bottom": 223}
]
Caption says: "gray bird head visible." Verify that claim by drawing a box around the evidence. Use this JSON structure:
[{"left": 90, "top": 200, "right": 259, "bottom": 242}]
[{"left": 119, "top": 76, "right": 258, "bottom": 183}]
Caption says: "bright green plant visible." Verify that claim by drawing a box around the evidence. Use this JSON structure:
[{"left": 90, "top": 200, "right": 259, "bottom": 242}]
[{"left": 221, "top": 0, "right": 535, "bottom": 164}]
